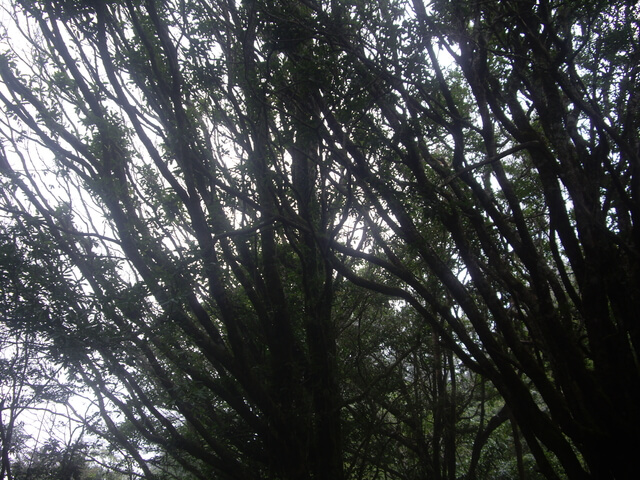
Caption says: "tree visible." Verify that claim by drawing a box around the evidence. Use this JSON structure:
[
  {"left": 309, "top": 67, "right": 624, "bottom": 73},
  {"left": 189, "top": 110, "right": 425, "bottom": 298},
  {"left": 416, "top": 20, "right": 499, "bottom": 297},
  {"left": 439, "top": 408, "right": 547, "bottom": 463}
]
[
  {"left": 9, "top": 436, "right": 130, "bottom": 480},
  {"left": 304, "top": 1, "right": 640, "bottom": 477},
  {"left": 1, "top": 221, "right": 76, "bottom": 480},
  {"left": 0, "top": 0, "right": 638, "bottom": 478}
]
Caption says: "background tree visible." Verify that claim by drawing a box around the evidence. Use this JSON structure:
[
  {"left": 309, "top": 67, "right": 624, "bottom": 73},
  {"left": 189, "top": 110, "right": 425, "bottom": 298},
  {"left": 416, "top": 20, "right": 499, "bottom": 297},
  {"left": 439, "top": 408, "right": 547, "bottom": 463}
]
[
  {"left": 0, "top": 0, "right": 638, "bottom": 479},
  {"left": 1, "top": 219, "right": 77, "bottom": 480}
]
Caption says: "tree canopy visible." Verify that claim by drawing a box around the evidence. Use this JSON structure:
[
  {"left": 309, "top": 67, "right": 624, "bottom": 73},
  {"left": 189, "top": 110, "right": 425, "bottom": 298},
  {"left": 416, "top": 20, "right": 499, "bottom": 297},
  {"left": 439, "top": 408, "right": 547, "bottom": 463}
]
[{"left": 0, "top": 0, "right": 638, "bottom": 479}]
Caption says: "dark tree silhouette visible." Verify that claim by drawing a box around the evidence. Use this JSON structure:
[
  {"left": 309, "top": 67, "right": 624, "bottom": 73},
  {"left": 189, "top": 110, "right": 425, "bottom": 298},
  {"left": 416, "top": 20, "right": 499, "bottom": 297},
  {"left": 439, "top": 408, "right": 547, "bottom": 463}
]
[{"left": 1, "top": 0, "right": 638, "bottom": 478}]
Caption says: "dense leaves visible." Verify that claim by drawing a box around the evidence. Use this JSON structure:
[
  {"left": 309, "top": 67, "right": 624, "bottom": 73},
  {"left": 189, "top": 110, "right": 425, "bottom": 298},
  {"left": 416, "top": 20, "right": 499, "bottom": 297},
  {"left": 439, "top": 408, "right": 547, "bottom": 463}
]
[{"left": 0, "top": 0, "right": 638, "bottom": 478}]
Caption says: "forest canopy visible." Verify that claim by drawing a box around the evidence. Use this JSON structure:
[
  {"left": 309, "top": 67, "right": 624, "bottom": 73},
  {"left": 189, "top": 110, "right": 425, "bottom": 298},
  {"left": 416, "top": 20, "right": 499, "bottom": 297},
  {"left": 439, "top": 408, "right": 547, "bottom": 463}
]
[{"left": 0, "top": 0, "right": 639, "bottom": 479}]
